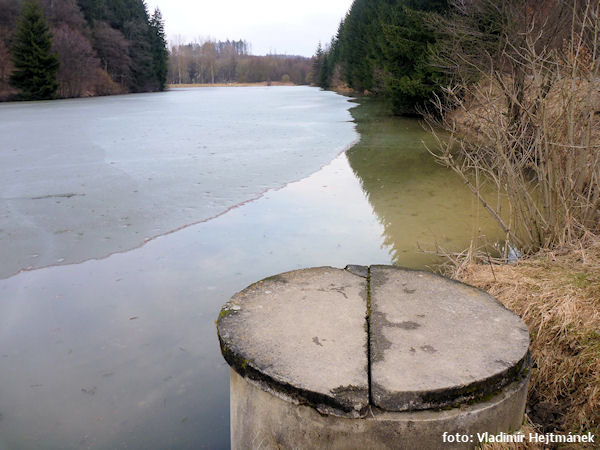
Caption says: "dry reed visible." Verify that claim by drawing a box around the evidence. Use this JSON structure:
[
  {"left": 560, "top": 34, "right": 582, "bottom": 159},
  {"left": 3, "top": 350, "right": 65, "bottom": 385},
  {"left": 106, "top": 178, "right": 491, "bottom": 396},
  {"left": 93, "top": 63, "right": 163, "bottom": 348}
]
[{"left": 455, "top": 237, "right": 600, "bottom": 448}]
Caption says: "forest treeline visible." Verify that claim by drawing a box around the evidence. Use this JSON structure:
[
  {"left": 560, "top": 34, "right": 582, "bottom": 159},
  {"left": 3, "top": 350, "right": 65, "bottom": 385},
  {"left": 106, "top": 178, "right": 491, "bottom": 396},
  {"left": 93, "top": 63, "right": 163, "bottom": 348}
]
[
  {"left": 0, "top": 0, "right": 167, "bottom": 101},
  {"left": 168, "top": 39, "right": 312, "bottom": 85},
  {"left": 312, "top": 0, "right": 448, "bottom": 115}
]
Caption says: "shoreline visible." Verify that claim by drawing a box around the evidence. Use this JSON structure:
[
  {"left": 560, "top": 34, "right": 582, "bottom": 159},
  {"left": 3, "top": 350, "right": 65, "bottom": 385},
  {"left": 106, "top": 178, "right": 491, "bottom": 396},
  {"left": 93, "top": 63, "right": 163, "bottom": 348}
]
[
  {"left": 0, "top": 82, "right": 305, "bottom": 103},
  {"left": 168, "top": 81, "right": 299, "bottom": 88}
]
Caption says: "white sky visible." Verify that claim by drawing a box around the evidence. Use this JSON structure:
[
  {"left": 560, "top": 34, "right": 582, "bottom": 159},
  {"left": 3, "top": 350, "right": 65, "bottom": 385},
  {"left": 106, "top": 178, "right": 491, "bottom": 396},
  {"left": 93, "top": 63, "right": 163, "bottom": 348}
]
[{"left": 144, "top": 0, "right": 354, "bottom": 57}]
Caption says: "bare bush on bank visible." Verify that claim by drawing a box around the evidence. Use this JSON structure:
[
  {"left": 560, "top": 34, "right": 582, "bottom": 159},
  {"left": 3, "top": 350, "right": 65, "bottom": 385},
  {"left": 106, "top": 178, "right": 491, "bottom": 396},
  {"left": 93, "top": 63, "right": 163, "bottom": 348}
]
[{"left": 427, "top": 0, "right": 600, "bottom": 254}]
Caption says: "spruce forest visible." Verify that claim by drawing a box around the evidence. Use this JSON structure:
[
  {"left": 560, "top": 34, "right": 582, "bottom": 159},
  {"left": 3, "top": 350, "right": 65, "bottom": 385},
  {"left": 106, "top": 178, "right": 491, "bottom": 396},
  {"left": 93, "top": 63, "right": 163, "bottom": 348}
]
[
  {"left": 0, "top": 0, "right": 168, "bottom": 100},
  {"left": 312, "top": 0, "right": 448, "bottom": 115}
]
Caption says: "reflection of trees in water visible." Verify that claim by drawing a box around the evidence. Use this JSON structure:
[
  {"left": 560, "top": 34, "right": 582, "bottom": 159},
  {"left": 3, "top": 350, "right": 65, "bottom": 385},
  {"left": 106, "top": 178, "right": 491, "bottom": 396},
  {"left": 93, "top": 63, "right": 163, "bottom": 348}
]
[{"left": 345, "top": 111, "right": 502, "bottom": 268}]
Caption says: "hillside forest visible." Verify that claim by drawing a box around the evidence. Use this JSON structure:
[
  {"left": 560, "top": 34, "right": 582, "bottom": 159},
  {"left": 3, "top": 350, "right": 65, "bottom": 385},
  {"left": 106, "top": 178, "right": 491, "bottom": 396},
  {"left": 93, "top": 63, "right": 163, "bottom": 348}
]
[
  {"left": 312, "top": 0, "right": 449, "bottom": 115},
  {"left": 0, "top": 0, "right": 313, "bottom": 101},
  {"left": 0, "top": 0, "right": 168, "bottom": 100}
]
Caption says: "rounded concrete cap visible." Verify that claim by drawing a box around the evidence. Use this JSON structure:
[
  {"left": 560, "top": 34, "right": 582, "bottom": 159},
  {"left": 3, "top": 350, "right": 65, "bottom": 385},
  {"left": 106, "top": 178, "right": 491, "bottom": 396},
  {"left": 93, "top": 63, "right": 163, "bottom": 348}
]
[
  {"left": 217, "top": 267, "right": 370, "bottom": 417},
  {"left": 369, "top": 265, "right": 530, "bottom": 411},
  {"left": 217, "top": 265, "right": 530, "bottom": 417}
]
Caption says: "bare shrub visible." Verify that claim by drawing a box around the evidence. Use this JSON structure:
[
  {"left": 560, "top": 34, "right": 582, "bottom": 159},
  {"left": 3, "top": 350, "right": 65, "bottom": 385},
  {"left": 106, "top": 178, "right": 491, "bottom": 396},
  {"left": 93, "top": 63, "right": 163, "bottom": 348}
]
[
  {"left": 427, "top": 0, "right": 600, "bottom": 253},
  {"left": 53, "top": 25, "right": 101, "bottom": 97},
  {"left": 0, "top": 40, "right": 14, "bottom": 96},
  {"left": 92, "top": 21, "right": 132, "bottom": 89},
  {"left": 93, "top": 68, "right": 124, "bottom": 96}
]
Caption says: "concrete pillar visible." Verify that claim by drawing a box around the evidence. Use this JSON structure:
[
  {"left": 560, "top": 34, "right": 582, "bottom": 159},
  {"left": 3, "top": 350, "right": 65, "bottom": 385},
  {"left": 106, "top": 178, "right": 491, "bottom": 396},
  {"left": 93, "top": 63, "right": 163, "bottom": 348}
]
[{"left": 217, "top": 266, "right": 530, "bottom": 449}]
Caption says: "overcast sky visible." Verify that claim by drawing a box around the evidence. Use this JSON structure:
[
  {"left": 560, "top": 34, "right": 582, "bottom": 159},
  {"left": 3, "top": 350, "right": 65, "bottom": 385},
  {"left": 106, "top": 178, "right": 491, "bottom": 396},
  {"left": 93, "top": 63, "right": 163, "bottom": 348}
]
[{"left": 144, "top": 0, "right": 354, "bottom": 57}]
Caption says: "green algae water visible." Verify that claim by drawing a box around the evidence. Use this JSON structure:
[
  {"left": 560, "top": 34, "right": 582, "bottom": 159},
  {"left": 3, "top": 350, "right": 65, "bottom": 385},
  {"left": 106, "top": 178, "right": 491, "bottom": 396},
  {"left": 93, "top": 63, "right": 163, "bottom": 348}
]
[
  {"left": 0, "top": 89, "right": 504, "bottom": 449},
  {"left": 346, "top": 98, "right": 504, "bottom": 267}
]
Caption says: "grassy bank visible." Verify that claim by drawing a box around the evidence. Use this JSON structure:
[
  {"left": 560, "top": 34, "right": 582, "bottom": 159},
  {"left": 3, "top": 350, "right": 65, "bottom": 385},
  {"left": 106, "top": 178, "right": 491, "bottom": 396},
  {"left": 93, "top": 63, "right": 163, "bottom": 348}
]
[{"left": 452, "top": 240, "right": 600, "bottom": 448}]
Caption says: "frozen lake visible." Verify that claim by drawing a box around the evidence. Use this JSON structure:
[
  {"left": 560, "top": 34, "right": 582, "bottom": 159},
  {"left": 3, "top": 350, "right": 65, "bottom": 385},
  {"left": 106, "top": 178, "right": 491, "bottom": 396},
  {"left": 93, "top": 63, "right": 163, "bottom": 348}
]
[
  {"left": 0, "top": 87, "right": 358, "bottom": 278},
  {"left": 0, "top": 87, "right": 502, "bottom": 449}
]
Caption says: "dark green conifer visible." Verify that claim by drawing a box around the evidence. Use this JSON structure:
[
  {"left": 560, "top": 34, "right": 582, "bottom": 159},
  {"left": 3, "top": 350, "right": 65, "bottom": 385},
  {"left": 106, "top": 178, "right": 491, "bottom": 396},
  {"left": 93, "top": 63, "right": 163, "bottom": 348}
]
[
  {"left": 322, "top": 0, "right": 449, "bottom": 115},
  {"left": 149, "top": 7, "right": 168, "bottom": 91},
  {"left": 312, "top": 42, "right": 325, "bottom": 86},
  {"left": 9, "top": 0, "right": 59, "bottom": 100},
  {"left": 319, "top": 52, "right": 329, "bottom": 88}
]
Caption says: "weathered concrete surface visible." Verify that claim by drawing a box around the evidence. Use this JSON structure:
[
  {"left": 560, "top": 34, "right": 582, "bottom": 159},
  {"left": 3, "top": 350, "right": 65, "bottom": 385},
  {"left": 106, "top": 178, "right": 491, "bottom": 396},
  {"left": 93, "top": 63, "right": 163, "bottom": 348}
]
[
  {"left": 217, "top": 267, "right": 369, "bottom": 417},
  {"left": 230, "top": 369, "right": 529, "bottom": 450},
  {"left": 370, "top": 265, "right": 530, "bottom": 411},
  {"left": 219, "top": 265, "right": 531, "bottom": 448}
]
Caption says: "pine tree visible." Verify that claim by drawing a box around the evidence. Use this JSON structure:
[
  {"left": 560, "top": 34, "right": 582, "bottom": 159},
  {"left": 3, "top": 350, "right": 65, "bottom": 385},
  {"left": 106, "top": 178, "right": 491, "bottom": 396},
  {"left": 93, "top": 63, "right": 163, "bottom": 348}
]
[
  {"left": 327, "top": 0, "right": 449, "bottom": 114},
  {"left": 312, "top": 42, "right": 324, "bottom": 86},
  {"left": 319, "top": 52, "right": 329, "bottom": 88},
  {"left": 9, "top": 0, "right": 60, "bottom": 100},
  {"left": 78, "top": 0, "right": 158, "bottom": 92},
  {"left": 149, "top": 7, "right": 168, "bottom": 91}
]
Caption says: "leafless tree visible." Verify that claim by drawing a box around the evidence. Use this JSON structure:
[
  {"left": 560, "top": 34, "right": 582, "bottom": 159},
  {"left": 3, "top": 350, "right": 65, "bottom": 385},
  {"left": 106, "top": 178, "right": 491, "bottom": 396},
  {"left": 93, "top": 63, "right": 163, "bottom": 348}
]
[
  {"left": 40, "top": 0, "right": 86, "bottom": 30},
  {"left": 427, "top": 0, "right": 600, "bottom": 253},
  {"left": 52, "top": 25, "right": 101, "bottom": 97},
  {"left": 92, "top": 21, "right": 131, "bottom": 89}
]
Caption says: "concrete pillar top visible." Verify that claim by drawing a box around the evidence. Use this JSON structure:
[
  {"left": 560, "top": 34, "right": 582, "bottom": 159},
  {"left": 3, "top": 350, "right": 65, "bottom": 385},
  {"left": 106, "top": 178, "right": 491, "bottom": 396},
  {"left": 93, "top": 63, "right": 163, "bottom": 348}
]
[{"left": 217, "top": 265, "right": 530, "bottom": 418}]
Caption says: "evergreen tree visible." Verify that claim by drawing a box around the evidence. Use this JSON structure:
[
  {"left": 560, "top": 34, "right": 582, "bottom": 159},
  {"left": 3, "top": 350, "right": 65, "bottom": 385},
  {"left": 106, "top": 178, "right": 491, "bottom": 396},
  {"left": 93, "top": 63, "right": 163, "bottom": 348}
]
[
  {"left": 323, "top": 0, "right": 449, "bottom": 115},
  {"left": 379, "top": 2, "right": 447, "bottom": 114},
  {"left": 149, "top": 7, "right": 168, "bottom": 91},
  {"left": 9, "top": 0, "right": 60, "bottom": 100},
  {"left": 78, "top": 0, "right": 157, "bottom": 92},
  {"left": 319, "top": 52, "right": 329, "bottom": 88},
  {"left": 337, "top": 0, "right": 380, "bottom": 93},
  {"left": 312, "top": 42, "right": 325, "bottom": 86},
  {"left": 123, "top": 17, "right": 153, "bottom": 91}
]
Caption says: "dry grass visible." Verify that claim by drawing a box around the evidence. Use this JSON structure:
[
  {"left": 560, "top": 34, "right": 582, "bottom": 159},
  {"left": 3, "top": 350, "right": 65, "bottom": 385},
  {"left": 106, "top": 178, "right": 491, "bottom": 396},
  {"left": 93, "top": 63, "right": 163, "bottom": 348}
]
[{"left": 453, "top": 237, "right": 600, "bottom": 448}]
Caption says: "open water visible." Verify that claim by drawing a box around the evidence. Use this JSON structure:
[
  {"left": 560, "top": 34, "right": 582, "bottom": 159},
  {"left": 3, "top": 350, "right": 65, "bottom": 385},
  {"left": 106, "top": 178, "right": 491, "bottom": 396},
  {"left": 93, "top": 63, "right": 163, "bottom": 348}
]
[{"left": 0, "top": 86, "right": 501, "bottom": 449}]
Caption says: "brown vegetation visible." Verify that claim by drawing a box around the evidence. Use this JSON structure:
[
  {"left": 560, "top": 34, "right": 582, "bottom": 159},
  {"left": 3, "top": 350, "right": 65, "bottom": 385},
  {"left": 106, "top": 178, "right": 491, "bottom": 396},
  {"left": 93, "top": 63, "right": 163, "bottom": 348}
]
[
  {"left": 0, "top": 0, "right": 20, "bottom": 100},
  {"left": 52, "top": 24, "right": 108, "bottom": 97},
  {"left": 168, "top": 39, "right": 312, "bottom": 86},
  {"left": 454, "top": 237, "right": 600, "bottom": 448},
  {"left": 428, "top": 0, "right": 600, "bottom": 253},
  {"left": 427, "top": 2, "right": 600, "bottom": 445}
]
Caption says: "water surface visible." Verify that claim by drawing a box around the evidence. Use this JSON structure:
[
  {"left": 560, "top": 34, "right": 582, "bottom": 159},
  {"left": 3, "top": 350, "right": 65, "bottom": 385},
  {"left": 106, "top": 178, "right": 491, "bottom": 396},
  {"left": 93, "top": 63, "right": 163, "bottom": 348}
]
[
  {"left": 0, "top": 89, "right": 503, "bottom": 449},
  {"left": 346, "top": 99, "right": 503, "bottom": 267},
  {"left": 0, "top": 87, "right": 356, "bottom": 278}
]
